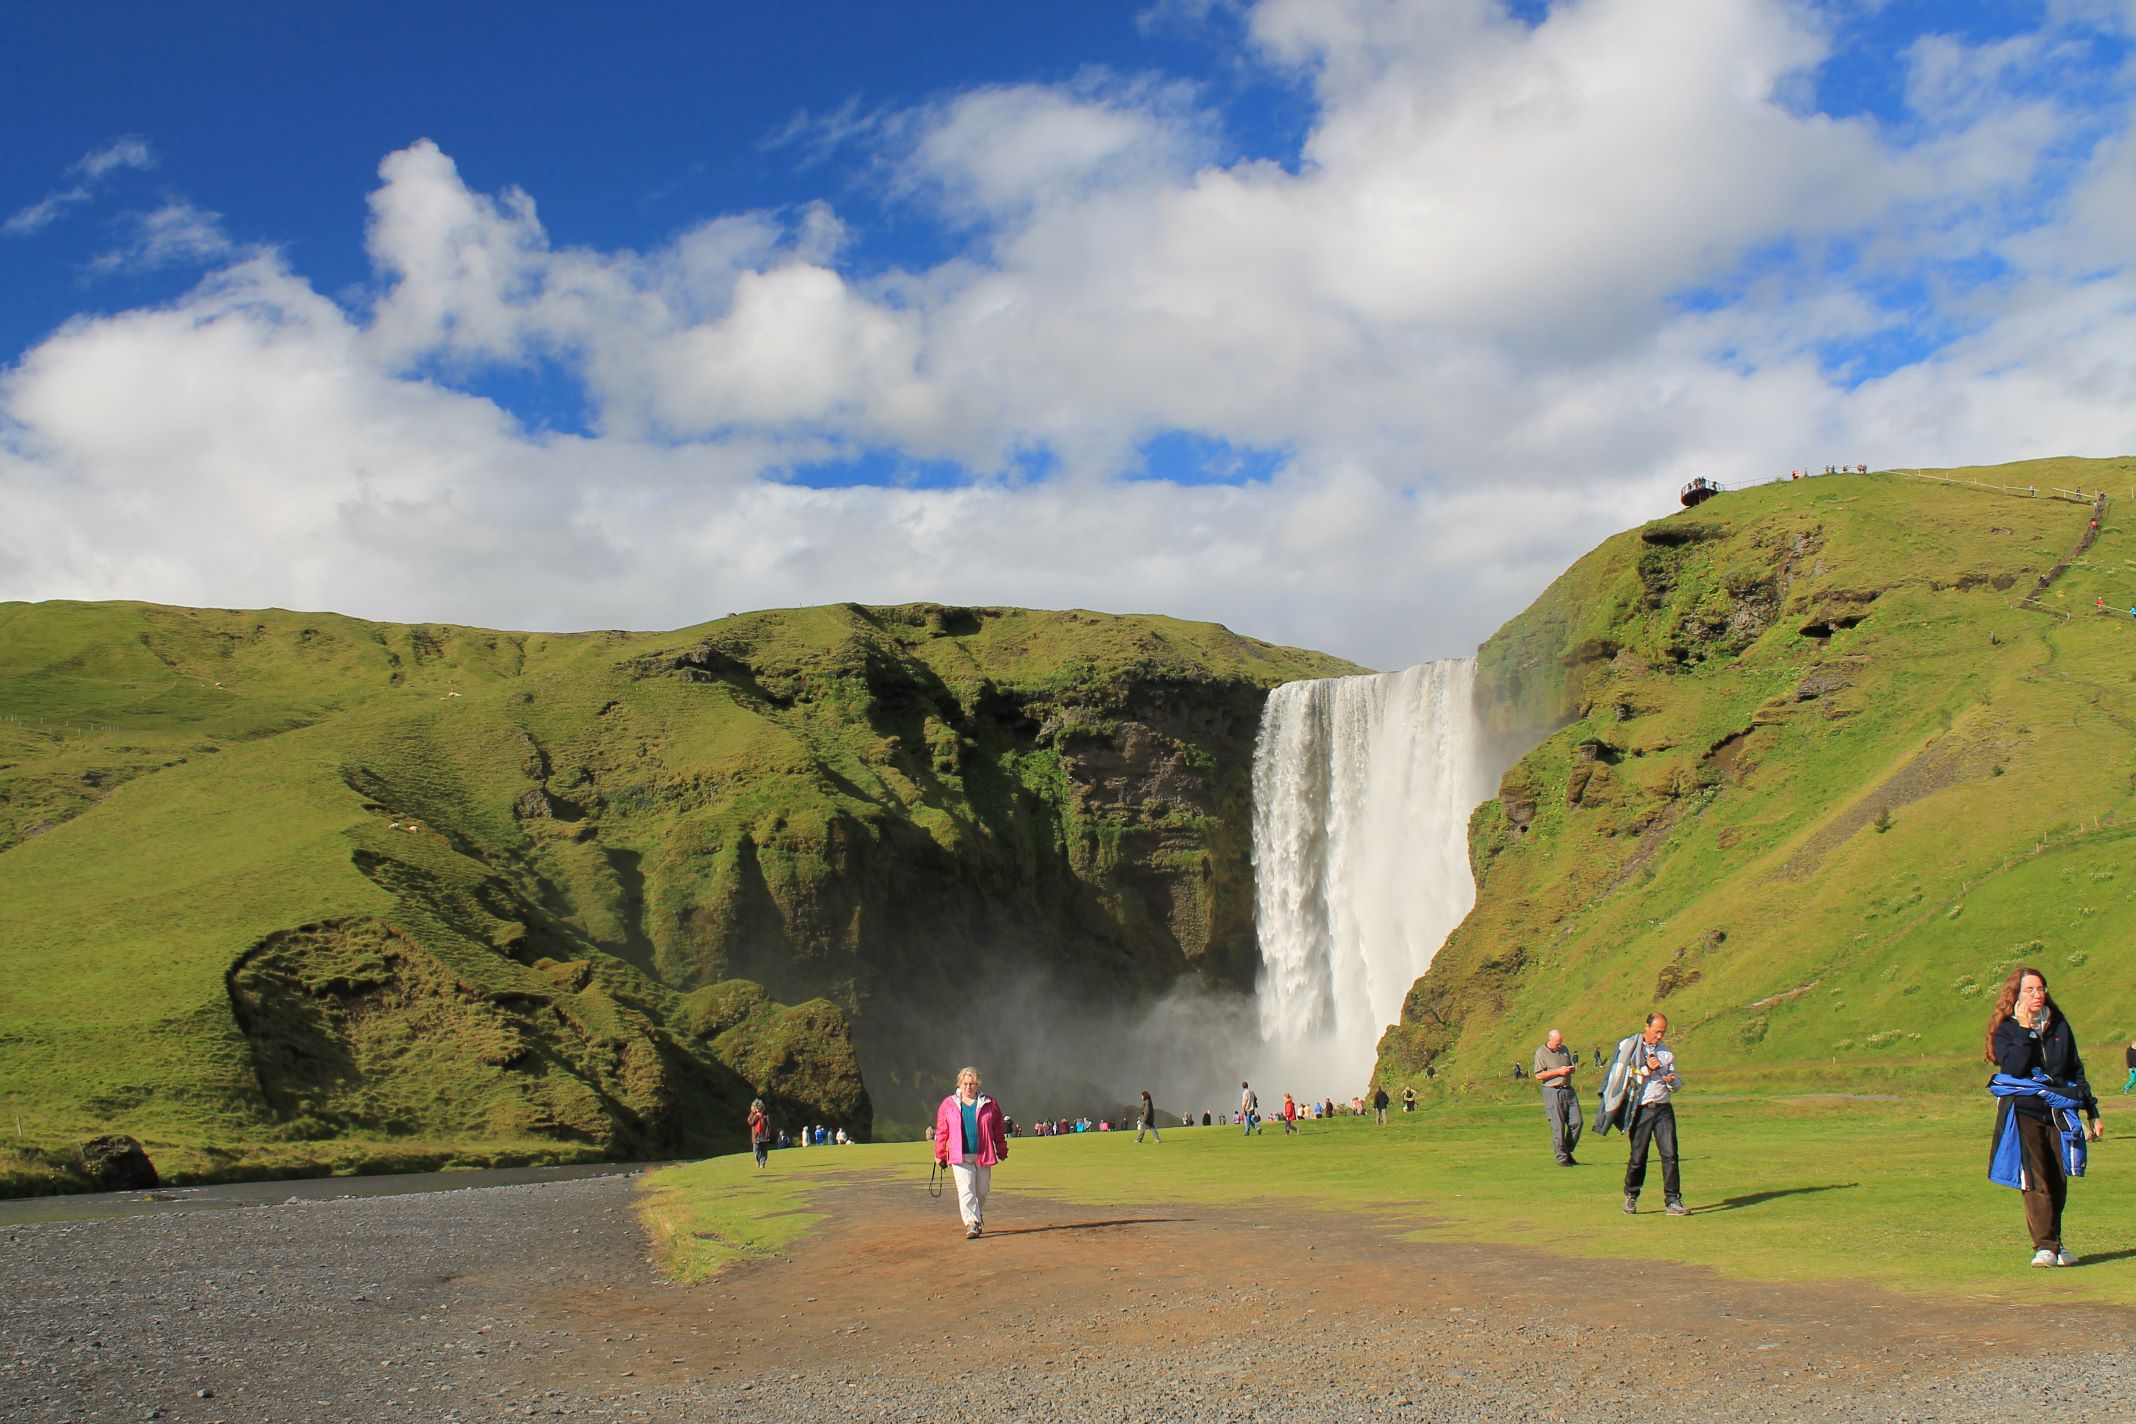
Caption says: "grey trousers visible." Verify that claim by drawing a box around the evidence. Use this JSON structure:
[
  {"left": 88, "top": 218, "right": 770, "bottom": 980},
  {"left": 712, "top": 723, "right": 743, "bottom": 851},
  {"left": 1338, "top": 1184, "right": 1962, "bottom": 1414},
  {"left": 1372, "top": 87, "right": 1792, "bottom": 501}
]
[{"left": 1543, "top": 1088, "right": 1583, "bottom": 1163}]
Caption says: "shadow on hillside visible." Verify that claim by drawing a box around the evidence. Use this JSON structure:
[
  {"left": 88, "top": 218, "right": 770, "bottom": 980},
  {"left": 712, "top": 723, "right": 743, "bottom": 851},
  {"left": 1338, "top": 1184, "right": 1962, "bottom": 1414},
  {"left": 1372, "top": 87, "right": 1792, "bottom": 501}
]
[
  {"left": 1697, "top": 1183, "right": 1859, "bottom": 1214},
  {"left": 984, "top": 1216, "right": 1191, "bottom": 1237}
]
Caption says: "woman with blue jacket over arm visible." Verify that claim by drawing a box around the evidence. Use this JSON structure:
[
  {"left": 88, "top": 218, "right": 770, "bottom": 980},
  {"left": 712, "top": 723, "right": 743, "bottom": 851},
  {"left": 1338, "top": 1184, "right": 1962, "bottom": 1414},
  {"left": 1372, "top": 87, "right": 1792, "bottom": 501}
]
[{"left": 1987, "top": 966, "right": 2104, "bottom": 1267}]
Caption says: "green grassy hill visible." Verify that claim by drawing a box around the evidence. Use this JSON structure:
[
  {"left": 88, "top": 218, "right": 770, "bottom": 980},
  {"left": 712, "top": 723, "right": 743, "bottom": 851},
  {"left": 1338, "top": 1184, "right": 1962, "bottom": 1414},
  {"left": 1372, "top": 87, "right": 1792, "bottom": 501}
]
[
  {"left": 1377, "top": 456, "right": 2136, "bottom": 1096},
  {"left": 0, "top": 600, "right": 1353, "bottom": 1193}
]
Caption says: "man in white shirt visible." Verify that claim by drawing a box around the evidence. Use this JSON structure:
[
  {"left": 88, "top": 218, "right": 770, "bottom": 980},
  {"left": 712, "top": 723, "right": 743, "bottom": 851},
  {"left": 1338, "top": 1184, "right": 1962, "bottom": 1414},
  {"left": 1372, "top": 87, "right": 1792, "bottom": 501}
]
[{"left": 1622, "top": 1012, "right": 1687, "bottom": 1216}]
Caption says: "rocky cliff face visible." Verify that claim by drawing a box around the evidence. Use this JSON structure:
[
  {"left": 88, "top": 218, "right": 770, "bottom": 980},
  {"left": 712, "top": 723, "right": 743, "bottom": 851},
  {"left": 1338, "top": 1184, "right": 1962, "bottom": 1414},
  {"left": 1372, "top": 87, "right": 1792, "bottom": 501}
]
[{"left": 556, "top": 603, "right": 1355, "bottom": 1123}]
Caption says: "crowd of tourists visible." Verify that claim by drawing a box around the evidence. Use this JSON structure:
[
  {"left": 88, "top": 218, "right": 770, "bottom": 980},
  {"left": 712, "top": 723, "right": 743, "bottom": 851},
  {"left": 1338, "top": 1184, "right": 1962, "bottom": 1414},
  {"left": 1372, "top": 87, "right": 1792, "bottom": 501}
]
[
  {"left": 747, "top": 964, "right": 2109, "bottom": 1265},
  {"left": 1517, "top": 963, "right": 2108, "bottom": 1257}
]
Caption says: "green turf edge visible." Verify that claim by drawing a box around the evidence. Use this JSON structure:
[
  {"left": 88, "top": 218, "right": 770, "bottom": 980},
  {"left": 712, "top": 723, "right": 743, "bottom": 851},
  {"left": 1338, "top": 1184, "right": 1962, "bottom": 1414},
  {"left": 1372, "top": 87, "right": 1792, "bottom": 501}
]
[{"left": 636, "top": 1153, "right": 852, "bottom": 1284}]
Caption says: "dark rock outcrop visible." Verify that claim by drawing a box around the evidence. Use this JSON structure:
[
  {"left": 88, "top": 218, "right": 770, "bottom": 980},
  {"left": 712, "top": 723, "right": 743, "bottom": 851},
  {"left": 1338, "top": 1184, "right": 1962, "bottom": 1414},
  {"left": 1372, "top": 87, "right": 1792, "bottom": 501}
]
[{"left": 79, "top": 1135, "right": 158, "bottom": 1191}]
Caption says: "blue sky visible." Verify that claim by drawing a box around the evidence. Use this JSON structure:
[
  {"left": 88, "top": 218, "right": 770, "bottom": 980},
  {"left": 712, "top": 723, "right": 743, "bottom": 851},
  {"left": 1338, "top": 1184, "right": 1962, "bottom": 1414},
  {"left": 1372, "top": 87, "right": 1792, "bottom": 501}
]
[
  {"left": 2, "top": 3, "right": 1280, "bottom": 372},
  {"left": 5, "top": 0, "right": 2135, "bottom": 666}
]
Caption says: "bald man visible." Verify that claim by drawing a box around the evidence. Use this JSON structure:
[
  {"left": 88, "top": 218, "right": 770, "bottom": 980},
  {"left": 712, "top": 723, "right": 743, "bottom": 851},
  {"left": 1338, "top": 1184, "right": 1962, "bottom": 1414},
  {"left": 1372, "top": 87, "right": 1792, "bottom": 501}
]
[{"left": 1534, "top": 1029, "right": 1582, "bottom": 1165}]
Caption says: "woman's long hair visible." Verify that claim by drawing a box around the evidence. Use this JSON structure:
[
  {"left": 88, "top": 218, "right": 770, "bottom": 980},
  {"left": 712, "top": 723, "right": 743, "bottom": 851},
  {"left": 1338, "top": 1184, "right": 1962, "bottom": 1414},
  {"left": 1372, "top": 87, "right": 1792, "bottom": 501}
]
[{"left": 1983, "top": 965, "right": 2061, "bottom": 1063}]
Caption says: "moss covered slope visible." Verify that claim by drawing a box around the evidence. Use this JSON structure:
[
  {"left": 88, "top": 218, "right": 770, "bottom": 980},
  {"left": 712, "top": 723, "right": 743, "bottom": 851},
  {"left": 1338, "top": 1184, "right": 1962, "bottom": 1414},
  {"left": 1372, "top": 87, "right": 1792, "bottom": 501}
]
[
  {"left": 0, "top": 600, "right": 1352, "bottom": 1191},
  {"left": 1378, "top": 457, "right": 2136, "bottom": 1092}
]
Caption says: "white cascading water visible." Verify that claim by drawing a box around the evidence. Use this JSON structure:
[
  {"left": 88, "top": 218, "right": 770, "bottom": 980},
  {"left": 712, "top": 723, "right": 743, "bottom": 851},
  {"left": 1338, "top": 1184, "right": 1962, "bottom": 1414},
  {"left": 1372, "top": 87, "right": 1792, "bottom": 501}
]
[{"left": 1251, "top": 660, "right": 1493, "bottom": 1083}]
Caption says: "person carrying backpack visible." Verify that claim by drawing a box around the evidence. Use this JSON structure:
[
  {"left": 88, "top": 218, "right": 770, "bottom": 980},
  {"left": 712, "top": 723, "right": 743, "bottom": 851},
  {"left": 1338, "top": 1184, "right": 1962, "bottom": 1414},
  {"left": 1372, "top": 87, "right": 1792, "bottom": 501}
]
[{"left": 747, "top": 1098, "right": 771, "bottom": 1169}]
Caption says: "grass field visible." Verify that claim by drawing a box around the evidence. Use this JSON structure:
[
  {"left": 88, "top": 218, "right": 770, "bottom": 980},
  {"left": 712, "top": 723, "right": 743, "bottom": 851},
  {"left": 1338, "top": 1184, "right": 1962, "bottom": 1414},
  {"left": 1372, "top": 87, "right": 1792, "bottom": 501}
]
[{"left": 640, "top": 1092, "right": 2136, "bottom": 1305}]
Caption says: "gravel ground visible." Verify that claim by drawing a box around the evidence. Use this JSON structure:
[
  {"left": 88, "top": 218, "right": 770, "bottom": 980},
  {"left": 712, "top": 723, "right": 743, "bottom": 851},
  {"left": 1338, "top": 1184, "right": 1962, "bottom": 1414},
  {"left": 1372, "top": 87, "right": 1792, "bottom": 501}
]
[
  {"left": 1, "top": 1173, "right": 674, "bottom": 1423},
  {"left": 4, "top": 1170, "right": 2134, "bottom": 1423}
]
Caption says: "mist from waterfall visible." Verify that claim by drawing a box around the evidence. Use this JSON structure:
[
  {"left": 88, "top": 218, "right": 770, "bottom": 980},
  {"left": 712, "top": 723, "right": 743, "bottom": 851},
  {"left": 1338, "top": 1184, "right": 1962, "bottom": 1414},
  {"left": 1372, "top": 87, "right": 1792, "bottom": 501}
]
[
  {"left": 919, "top": 658, "right": 1497, "bottom": 1129},
  {"left": 1250, "top": 659, "right": 1493, "bottom": 1089}
]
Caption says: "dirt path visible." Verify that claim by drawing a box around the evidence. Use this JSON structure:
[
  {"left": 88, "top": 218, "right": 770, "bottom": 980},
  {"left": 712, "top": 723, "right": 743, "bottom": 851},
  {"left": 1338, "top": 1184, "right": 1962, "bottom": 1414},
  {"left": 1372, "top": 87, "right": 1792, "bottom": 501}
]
[
  {"left": 5, "top": 1169, "right": 2133, "bottom": 1422},
  {"left": 611, "top": 1176, "right": 2136, "bottom": 1421}
]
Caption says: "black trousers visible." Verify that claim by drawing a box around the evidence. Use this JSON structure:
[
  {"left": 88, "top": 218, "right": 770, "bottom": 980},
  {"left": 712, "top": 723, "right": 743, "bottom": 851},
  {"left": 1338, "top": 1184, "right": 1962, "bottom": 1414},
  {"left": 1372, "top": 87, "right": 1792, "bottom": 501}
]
[{"left": 1624, "top": 1101, "right": 1681, "bottom": 1201}]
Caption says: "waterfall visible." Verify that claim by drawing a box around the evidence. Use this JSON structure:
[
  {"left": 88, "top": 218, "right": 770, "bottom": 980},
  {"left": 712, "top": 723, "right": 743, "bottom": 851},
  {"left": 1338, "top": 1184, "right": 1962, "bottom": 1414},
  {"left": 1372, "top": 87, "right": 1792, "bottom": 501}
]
[{"left": 1251, "top": 660, "right": 1492, "bottom": 1077}]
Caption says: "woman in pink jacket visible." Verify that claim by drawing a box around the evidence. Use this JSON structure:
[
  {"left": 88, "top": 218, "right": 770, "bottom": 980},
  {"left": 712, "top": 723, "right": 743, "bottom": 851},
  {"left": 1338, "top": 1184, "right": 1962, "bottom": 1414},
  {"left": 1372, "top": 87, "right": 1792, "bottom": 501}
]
[{"left": 933, "top": 1066, "right": 1009, "bottom": 1240}]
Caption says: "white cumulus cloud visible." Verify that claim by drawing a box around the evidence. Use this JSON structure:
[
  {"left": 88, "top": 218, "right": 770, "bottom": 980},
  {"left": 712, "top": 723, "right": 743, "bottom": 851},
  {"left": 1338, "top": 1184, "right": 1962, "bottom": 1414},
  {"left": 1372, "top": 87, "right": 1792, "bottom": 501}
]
[{"left": 6, "top": 1, "right": 2136, "bottom": 669}]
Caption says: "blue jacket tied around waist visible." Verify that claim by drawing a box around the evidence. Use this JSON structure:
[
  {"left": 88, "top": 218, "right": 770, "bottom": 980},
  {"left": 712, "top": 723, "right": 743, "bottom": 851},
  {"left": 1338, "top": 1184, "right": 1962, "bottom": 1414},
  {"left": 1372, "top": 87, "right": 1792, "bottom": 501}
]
[{"left": 1987, "top": 1073, "right": 2090, "bottom": 1189}]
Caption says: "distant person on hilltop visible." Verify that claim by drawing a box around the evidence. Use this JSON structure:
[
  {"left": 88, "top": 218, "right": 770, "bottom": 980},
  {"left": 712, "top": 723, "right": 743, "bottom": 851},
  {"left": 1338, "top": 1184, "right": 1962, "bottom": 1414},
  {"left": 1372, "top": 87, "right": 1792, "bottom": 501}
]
[
  {"left": 1240, "top": 1081, "right": 1261, "bottom": 1135},
  {"left": 933, "top": 1065, "right": 1009, "bottom": 1241},
  {"left": 2122, "top": 1040, "right": 2136, "bottom": 1095},
  {"left": 1533, "top": 1029, "right": 1582, "bottom": 1167},
  {"left": 1281, "top": 1093, "right": 1299, "bottom": 1135},
  {"left": 1202, "top": 1110, "right": 1212, "bottom": 1126},
  {"left": 1617, "top": 1012, "right": 1687, "bottom": 1217},
  {"left": 1373, "top": 1085, "right": 1390, "bottom": 1125},
  {"left": 747, "top": 1098, "right": 771, "bottom": 1170},
  {"left": 1987, "top": 967, "right": 2102, "bottom": 1266},
  {"left": 1402, "top": 1085, "right": 1417, "bottom": 1113}
]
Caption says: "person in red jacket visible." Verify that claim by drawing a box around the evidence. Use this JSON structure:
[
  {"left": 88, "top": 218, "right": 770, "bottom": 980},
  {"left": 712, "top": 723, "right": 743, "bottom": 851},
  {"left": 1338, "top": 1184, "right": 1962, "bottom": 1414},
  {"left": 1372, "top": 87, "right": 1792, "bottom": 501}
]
[
  {"left": 747, "top": 1098, "right": 771, "bottom": 1169},
  {"left": 933, "top": 1066, "right": 1009, "bottom": 1240},
  {"left": 1281, "top": 1093, "right": 1299, "bottom": 1135}
]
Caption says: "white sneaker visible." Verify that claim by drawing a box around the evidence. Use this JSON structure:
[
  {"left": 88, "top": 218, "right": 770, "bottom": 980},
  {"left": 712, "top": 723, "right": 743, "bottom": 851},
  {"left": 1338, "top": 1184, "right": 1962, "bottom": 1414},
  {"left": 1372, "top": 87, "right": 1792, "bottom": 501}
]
[
  {"left": 2031, "top": 1248, "right": 2058, "bottom": 1267},
  {"left": 2057, "top": 1250, "right": 2077, "bottom": 1267}
]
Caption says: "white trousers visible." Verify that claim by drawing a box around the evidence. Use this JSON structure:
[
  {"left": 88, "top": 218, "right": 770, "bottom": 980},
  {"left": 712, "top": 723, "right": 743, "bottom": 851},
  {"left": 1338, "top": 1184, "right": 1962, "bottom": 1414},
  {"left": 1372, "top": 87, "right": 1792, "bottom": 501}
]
[{"left": 950, "top": 1160, "right": 990, "bottom": 1228}]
